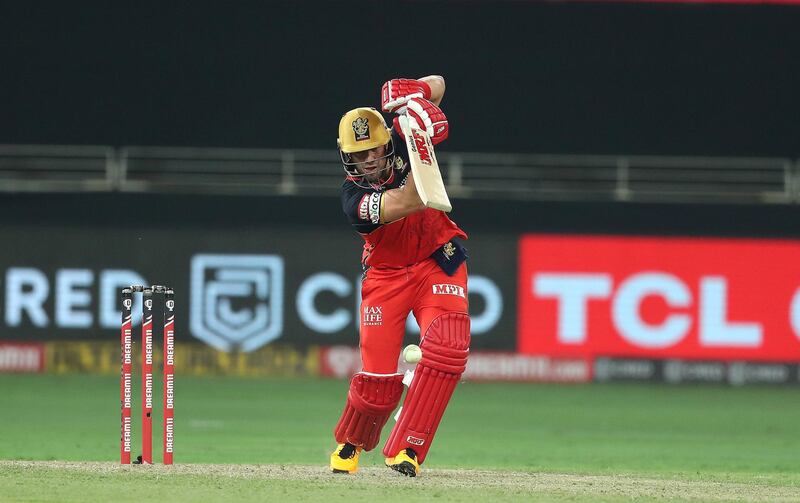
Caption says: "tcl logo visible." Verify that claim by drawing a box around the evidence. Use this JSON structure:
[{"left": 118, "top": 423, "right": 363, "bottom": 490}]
[
  {"left": 518, "top": 235, "right": 800, "bottom": 361},
  {"left": 534, "top": 273, "right": 764, "bottom": 348}
]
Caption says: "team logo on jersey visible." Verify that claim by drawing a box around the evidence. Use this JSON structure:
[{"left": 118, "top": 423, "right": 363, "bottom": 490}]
[
  {"left": 352, "top": 117, "right": 370, "bottom": 141},
  {"left": 443, "top": 242, "right": 456, "bottom": 260}
]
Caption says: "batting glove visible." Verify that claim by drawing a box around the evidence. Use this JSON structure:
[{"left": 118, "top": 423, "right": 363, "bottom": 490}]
[
  {"left": 403, "top": 98, "right": 449, "bottom": 145},
  {"left": 381, "top": 78, "right": 432, "bottom": 113}
]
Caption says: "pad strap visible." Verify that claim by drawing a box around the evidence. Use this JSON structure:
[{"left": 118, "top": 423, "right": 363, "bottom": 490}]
[
  {"left": 334, "top": 372, "right": 404, "bottom": 451},
  {"left": 383, "top": 312, "right": 470, "bottom": 463}
]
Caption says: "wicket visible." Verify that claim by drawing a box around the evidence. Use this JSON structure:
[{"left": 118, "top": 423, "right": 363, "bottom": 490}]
[{"left": 120, "top": 285, "right": 175, "bottom": 465}]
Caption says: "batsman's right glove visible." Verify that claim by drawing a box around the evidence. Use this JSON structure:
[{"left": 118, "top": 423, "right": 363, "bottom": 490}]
[
  {"left": 392, "top": 97, "right": 449, "bottom": 145},
  {"left": 381, "top": 78, "right": 432, "bottom": 113}
]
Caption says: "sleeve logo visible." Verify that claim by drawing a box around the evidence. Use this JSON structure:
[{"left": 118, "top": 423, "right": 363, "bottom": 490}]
[
  {"left": 368, "top": 192, "right": 381, "bottom": 224},
  {"left": 358, "top": 194, "right": 370, "bottom": 221}
]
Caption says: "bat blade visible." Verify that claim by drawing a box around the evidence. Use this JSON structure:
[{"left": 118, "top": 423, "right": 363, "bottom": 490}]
[{"left": 403, "top": 123, "right": 452, "bottom": 212}]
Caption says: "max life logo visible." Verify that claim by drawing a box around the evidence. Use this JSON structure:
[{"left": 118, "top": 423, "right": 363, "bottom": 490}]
[
  {"left": 518, "top": 235, "right": 800, "bottom": 361},
  {"left": 411, "top": 130, "right": 432, "bottom": 166},
  {"left": 362, "top": 306, "right": 383, "bottom": 326}
]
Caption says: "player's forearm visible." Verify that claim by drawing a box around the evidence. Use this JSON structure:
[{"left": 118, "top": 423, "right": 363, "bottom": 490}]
[
  {"left": 380, "top": 174, "right": 425, "bottom": 223},
  {"left": 419, "top": 75, "right": 445, "bottom": 106}
]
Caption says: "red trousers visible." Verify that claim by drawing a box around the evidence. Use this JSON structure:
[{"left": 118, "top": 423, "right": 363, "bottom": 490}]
[{"left": 359, "top": 258, "right": 468, "bottom": 373}]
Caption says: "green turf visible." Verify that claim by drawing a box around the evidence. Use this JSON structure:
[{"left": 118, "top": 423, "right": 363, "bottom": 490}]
[
  {"left": 1, "top": 374, "right": 798, "bottom": 473},
  {"left": 2, "top": 374, "right": 800, "bottom": 501}
]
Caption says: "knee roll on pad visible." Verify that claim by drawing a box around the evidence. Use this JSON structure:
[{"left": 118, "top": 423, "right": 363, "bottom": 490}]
[
  {"left": 334, "top": 372, "right": 405, "bottom": 451},
  {"left": 383, "top": 312, "right": 470, "bottom": 464}
]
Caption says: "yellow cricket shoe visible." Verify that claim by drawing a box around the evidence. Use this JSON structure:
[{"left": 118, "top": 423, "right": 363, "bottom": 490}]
[
  {"left": 330, "top": 443, "right": 362, "bottom": 474},
  {"left": 385, "top": 448, "right": 420, "bottom": 477}
]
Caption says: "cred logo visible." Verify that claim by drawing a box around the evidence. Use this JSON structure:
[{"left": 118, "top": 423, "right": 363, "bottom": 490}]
[{"left": 190, "top": 254, "right": 284, "bottom": 352}]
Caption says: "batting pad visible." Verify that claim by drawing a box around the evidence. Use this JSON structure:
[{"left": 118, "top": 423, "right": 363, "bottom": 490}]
[
  {"left": 383, "top": 312, "right": 470, "bottom": 463},
  {"left": 334, "top": 372, "right": 405, "bottom": 451}
]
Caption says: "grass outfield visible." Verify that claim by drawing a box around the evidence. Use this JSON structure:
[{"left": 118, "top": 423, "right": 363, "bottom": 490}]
[{"left": 1, "top": 374, "right": 799, "bottom": 501}]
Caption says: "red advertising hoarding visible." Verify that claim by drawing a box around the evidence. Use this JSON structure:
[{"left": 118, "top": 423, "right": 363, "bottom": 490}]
[
  {"left": 519, "top": 235, "right": 800, "bottom": 362},
  {"left": 318, "top": 345, "right": 591, "bottom": 382},
  {"left": 562, "top": 0, "right": 800, "bottom": 4},
  {"left": 0, "top": 342, "right": 45, "bottom": 372}
]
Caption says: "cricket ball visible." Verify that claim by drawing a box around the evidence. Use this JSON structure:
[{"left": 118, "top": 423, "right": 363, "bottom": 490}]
[{"left": 402, "top": 344, "right": 422, "bottom": 364}]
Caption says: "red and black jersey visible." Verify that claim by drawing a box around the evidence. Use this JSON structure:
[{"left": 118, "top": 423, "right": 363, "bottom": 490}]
[{"left": 341, "top": 130, "right": 467, "bottom": 269}]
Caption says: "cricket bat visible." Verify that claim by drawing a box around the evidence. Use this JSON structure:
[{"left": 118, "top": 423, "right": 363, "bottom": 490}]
[{"left": 402, "top": 117, "right": 452, "bottom": 212}]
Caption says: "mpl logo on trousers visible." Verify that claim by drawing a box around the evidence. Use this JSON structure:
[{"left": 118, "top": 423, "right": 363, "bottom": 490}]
[
  {"left": 190, "top": 254, "right": 284, "bottom": 352},
  {"left": 432, "top": 284, "right": 465, "bottom": 298}
]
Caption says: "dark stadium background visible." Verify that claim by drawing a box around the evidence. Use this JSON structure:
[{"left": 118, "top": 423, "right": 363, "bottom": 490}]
[{"left": 1, "top": 2, "right": 798, "bottom": 156}]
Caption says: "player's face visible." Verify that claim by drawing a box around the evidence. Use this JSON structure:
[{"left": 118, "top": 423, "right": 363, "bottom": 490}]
[{"left": 351, "top": 144, "right": 389, "bottom": 183}]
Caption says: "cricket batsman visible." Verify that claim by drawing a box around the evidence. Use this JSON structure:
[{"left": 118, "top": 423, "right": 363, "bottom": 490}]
[{"left": 329, "top": 75, "right": 470, "bottom": 477}]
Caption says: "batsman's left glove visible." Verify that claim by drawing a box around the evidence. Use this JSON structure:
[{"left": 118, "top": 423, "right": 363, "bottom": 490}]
[
  {"left": 381, "top": 78, "right": 432, "bottom": 113},
  {"left": 393, "top": 98, "right": 449, "bottom": 145}
]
